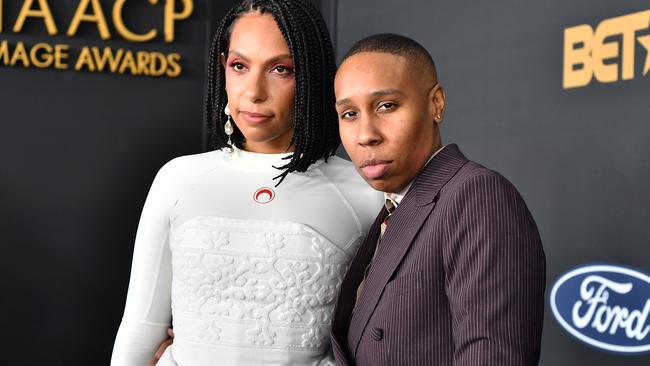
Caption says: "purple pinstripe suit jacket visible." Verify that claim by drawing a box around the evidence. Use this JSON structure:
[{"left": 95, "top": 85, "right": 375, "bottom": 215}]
[{"left": 331, "top": 144, "right": 546, "bottom": 366}]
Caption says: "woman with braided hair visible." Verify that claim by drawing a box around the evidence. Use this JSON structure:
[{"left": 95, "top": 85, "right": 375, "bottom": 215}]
[{"left": 110, "top": 1, "right": 382, "bottom": 365}]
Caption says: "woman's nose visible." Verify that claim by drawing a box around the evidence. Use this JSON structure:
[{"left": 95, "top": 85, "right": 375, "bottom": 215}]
[{"left": 243, "top": 70, "right": 268, "bottom": 103}]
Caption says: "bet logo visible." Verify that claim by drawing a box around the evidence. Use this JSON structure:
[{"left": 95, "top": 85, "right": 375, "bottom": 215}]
[
  {"left": 563, "top": 9, "right": 650, "bottom": 89},
  {"left": 253, "top": 187, "right": 275, "bottom": 204}
]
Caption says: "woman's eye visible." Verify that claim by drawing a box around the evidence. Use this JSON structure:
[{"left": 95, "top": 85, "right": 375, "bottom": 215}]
[
  {"left": 272, "top": 65, "right": 293, "bottom": 75},
  {"left": 340, "top": 111, "right": 357, "bottom": 119},
  {"left": 231, "top": 62, "right": 246, "bottom": 71}
]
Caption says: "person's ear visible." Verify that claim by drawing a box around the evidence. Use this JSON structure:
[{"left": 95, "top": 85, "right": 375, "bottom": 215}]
[
  {"left": 220, "top": 52, "right": 227, "bottom": 68},
  {"left": 429, "top": 83, "right": 446, "bottom": 125}
]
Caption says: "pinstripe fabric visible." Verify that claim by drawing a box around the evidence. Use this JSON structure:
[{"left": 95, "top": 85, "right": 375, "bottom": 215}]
[{"left": 331, "top": 144, "right": 546, "bottom": 366}]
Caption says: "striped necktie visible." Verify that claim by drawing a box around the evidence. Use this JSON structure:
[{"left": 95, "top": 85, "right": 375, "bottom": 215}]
[
  {"left": 380, "top": 198, "right": 396, "bottom": 238},
  {"left": 356, "top": 198, "right": 397, "bottom": 303}
]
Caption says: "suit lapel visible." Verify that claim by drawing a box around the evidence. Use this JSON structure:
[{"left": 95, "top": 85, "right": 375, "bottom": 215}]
[
  {"left": 347, "top": 194, "right": 433, "bottom": 356},
  {"left": 330, "top": 333, "right": 351, "bottom": 366},
  {"left": 331, "top": 207, "right": 388, "bottom": 361},
  {"left": 346, "top": 144, "right": 469, "bottom": 357}
]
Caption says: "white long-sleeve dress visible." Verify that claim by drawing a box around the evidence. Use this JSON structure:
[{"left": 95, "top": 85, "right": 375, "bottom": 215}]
[{"left": 110, "top": 147, "right": 383, "bottom": 366}]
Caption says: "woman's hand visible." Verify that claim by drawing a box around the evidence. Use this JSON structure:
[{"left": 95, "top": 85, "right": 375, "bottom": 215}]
[{"left": 147, "top": 328, "right": 174, "bottom": 366}]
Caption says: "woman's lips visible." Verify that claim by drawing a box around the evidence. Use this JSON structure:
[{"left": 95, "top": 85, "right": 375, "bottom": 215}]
[
  {"left": 240, "top": 111, "right": 272, "bottom": 124},
  {"left": 360, "top": 159, "right": 392, "bottom": 179}
]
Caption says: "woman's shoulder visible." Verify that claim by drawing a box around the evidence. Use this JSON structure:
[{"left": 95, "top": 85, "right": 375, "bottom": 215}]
[
  {"left": 315, "top": 154, "right": 357, "bottom": 173},
  {"left": 317, "top": 155, "right": 367, "bottom": 186},
  {"left": 157, "top": 150, "right": 220, "bottom": 175},
  {"left": 316, "top": 155, "right": 384, "bottom": 221},
  {"left": 150, "top": 150, "right": 222, "bottom": 190}
]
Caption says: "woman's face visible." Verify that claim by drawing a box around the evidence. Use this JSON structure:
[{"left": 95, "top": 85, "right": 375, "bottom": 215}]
[{"left": 223, "top": 12, "right": 296, "bottom": 154}]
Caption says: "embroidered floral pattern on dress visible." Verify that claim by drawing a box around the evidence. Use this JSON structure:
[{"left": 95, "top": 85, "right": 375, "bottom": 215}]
[{"left": 169, "top": 217, "right": 353, "bottom": 352}]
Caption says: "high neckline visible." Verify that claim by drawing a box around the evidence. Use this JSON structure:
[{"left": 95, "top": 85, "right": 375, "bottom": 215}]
[{"left": 220, "top": 145, "right": 294, "bottom": 170}]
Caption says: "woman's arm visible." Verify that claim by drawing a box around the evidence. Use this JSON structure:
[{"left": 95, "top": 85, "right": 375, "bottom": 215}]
[{"left": 110, "top": 160, "right": 182, "bottom": 366}]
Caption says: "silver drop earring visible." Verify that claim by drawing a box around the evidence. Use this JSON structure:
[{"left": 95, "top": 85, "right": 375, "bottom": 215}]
[{"left": 224, "top": 103, "right": 234, "bottom": 153}]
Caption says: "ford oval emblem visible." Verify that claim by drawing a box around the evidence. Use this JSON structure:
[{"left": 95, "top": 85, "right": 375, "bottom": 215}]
[{"left": 550, "top": 263, "right": 650, "bottom": 355}]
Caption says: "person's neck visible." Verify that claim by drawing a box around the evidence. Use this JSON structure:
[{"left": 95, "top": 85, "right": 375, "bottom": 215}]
[{"left": 242, "top": 142, "right": 295, "bottom": 154}]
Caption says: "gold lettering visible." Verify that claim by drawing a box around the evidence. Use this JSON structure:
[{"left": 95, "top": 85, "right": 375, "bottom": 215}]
[
  {"left": 166, "top": 53, "right": 181, "bottom": 77},
  {"left": 165, "top": 0, "right": 193, "bottom": 42},
  {"left": 67, "top": 0, "right": 111, "bottom": 39},
  {"left": 13, "top": 0, "right": 58, "bottom": 35},
  {"left": 29, "top": 42, "right": 53, "bottom": 68},
  {"left": 136, "top": 51, "right": 151, "bottom": 75},
  {"left": 591, "top": 30, "right": 618, "bottom": 83},
  {"left": 92, "top": 47, "right": 124, "bottom": 72},
  {"left": 564, "top": 9, "right": 650, "bottom": 88},
  {"left": 563, "top": 25, "right": 593, "bottom": 89},
  {"left": 113, "top": 0, "right": 157, "bottom": 42},
  {"left": 592, "top": 11, "right": 650, "bottom": 82},
  {"left": 0, "top": 40, "right": 9, "bottom": 64},
  {"left": 119, "top": 50, "right": 138, "bottom": 74},
  {"left": 10, "top": 41, "right": 29, "bottom": 67},
  {"left": 149, "top": 52, "right": 167, "bottom": 76},
  {"left": 620, "top": 11, "right": 650, "bottom": 80},
  {"left": 54, "top": 44, "right": 68, "bottom": 69},
  {"left": 594, "top": 10, "right": 650, "bottom": 81},
  {"left": 75, "top": 46, "right": 96, "bottom": 71},
  {"left": 638, "top": 35, "right": 650, "bottom": 76}
]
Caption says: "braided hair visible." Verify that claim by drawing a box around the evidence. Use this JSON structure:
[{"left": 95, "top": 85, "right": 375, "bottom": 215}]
[{"left": 205, "top": 0, "right": 339, "bottom": 185}]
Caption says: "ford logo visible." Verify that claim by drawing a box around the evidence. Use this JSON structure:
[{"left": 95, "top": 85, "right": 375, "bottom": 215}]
[{"left": 550, "top": 263, "right": 650, "bottom": 355}]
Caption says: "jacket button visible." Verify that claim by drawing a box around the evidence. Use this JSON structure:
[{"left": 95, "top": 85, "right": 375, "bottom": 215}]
[{"left": 370, "top": 327, "right": 384, "bottom": 341}]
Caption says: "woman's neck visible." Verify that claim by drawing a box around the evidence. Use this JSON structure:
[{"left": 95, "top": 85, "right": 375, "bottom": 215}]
[{"left": 242, "top": 141, "right": 295, "bottom": 154}]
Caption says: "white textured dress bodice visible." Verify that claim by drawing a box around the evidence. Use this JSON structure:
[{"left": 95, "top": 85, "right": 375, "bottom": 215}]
[{"left": 110, "top": 147, "right": 383, "bottom": 366}]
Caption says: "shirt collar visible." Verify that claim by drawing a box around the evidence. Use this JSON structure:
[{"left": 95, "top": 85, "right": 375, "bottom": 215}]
[{"left": 384, "top": 145, "right": 446, "bottom": 208}]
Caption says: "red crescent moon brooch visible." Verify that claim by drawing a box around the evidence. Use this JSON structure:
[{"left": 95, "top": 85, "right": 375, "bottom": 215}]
[{"left": 253, "top": 187, "right": 275, "bottom": 204}]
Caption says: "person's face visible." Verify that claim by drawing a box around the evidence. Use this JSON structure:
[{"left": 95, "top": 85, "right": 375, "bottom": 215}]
[
  {"left": 222, "top": 12, "right": 295, "bottom": 153},
  {"left": 335, "top": 52, "right": 445, "bottom": 193}
]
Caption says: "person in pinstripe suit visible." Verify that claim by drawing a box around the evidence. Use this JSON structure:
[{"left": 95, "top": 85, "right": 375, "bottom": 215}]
[{"left": 331, "top": 33, "right": 546, "bottom": 366}]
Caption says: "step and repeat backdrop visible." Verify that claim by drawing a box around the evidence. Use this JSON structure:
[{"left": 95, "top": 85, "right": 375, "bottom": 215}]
[
  {"left": 336, "top": 1, "right": 650, "bottom": 365},
  {"left": 0, "top": 1, "right": 334, "bottom": 364},
  {"left": 0, "top": 0, "right": 234, "bottom": 364},
  {"left": 1, "top": 0, "right": 648, "bottom": 365}
]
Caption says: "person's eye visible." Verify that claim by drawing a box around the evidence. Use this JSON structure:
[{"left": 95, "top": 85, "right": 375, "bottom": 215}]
[
  {"left": 272, "top": 65, "right": 294, "bottom": 75},
  {"left": 377, "top": 102, "right": 396, "bottom": 111},
  {"left": 230, "top": 62, "right": 246, "bottom": 72},
  {"left": 340, "top": 110, "right": 358, "bottom": 120}
]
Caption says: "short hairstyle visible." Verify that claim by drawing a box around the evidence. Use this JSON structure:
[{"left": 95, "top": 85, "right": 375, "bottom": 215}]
[
  {"left": 206, "top": 0, "right": 339, "bottom": 184},
  {"left": 340, "top": 33, "right": 437, "bottom": 82}
]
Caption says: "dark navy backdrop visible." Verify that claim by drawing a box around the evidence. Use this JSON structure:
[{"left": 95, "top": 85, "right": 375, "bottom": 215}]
[
  {"left": 335, "top": 1, "right": 650, "bottom": 365},
  {"left": 2, "top": 1, "right": 649, "bottom": 365}
]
